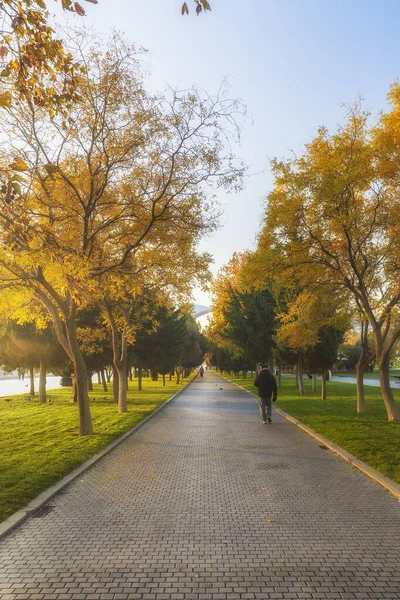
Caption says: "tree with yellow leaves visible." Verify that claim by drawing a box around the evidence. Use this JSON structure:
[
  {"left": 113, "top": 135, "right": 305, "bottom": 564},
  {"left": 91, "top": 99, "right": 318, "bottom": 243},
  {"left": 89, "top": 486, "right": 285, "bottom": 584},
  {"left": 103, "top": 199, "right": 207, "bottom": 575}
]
[
  {"left": 102, "top": 237, "right": 211, "bottom": 413},
  {"left": 256, "top": 95, "right": 400, "bottom": 421},
  {"left": 275, "top": 288, "right": 350, "bottom": 399},
  {"left": 0, "top": 33, "right": 245, "bottom": 434}
]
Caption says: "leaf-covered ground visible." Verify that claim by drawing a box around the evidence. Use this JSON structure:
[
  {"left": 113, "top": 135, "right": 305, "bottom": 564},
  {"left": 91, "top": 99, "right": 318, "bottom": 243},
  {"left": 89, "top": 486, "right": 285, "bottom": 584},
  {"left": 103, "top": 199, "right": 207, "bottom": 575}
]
[
  {"left": 0, "top": 375, "right": 193, "bottom": 523},
  {"left": 220, "top": 373, "right": 400, "bottom": 486}
]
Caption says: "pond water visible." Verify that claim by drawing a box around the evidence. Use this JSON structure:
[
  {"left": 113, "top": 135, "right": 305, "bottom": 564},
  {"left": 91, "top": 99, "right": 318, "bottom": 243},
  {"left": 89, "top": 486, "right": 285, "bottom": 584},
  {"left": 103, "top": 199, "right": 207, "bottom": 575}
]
[
  {"left": 0, "top": 376, "right": 63, "bottom": 398},
  {"left": 330, "top": 376, "right": 400, "bottom": 388}
]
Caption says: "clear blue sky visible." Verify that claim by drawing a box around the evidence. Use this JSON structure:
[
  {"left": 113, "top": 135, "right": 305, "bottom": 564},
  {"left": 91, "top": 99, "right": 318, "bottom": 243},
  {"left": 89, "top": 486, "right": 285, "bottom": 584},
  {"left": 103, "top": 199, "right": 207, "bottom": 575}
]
[{"left": 53, "top": 0, "right": 400, "bottom": 305}]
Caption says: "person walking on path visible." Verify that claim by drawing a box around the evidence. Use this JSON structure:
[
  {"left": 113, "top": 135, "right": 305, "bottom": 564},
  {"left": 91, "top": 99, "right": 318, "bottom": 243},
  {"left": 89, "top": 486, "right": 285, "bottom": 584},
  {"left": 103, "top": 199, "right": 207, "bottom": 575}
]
[
  {"left": 199, "top": 365, "right": 204, "bottom": 378},
  {"left": 254, "top": 363, "right": 277, "bottom": 423}
]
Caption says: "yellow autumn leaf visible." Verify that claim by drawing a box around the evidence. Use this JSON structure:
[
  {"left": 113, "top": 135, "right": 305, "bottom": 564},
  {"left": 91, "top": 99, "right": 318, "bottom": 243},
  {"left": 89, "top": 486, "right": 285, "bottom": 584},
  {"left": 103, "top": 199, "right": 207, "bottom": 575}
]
[{"left": 9, "top": 157, "right": 29, "bottom": 171}]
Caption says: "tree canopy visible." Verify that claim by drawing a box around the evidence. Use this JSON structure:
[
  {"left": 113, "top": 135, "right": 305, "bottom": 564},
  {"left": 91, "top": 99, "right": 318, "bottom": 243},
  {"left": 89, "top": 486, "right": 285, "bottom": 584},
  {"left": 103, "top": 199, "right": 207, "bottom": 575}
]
[
  {"left": 0, "top": 32, "right": 245, "bottom": 433},
  {"left": 250, "top": 91, "right": 400, "bottom": 419}
]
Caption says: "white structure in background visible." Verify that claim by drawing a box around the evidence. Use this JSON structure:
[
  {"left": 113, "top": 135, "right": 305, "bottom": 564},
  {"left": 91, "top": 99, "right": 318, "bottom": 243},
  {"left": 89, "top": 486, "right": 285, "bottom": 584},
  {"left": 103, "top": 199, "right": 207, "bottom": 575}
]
[
  {"left": 194, "top": 305, "right": 211, "bottom": 318},
  {"left": 194, "top": 305, "right": 212, "bottom": 330}
]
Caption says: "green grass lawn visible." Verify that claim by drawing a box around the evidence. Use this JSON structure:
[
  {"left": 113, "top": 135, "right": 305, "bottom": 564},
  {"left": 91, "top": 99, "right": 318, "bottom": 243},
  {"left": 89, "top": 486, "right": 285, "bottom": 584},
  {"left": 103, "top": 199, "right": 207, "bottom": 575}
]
[
  {"left": 220, "top": 373, "right": 400, "bottom": 486},
  {"left": 0, "top": 374, "right": 193, "bottom": 523}
]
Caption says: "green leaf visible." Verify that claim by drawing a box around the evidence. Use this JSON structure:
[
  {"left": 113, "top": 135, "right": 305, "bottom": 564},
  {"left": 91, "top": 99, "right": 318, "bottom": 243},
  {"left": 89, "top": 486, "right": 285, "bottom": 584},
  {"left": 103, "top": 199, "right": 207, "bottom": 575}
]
[
  {"left": 181, "top": 2, "right": 189, "bottom": 15},
  {"left": 44, "top": 163, "right": 59, "bottom": 176},
  {"left": 11, "top": 182, "right": 22, "bottom": 195},
  {"left": 0, "top": 66, "right": 11, "bottom": 78},
  {"left": 201, "top": 0, "right": 212, "bottom": 11},
  {"left": 0, "top": 92, "right": 12, "bottom": 109}
]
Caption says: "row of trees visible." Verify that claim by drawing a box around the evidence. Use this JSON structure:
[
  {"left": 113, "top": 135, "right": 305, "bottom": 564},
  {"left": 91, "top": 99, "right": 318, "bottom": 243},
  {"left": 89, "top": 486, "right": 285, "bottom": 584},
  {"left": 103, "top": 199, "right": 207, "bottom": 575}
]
[
  {"left": 0, "top": 29, "right": 244, "bottom": 435},
  {"left": 0, "top": 304, "right": 206, "bottom": 401},
  {"left": 209, "top": 89, "right": 400, "bottom": 422},
  {"left": 207, "top": 252, "right": 346, "bottom": 401}
]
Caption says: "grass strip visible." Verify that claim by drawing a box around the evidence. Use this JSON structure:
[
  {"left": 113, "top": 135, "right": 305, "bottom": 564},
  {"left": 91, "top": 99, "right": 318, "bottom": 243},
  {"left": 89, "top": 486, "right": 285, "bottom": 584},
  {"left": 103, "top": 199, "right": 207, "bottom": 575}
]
[
  {"left": 0, "top": 375, "right": 193, "bottom": 523},
  {"left": 220, "top": 373, "right": 400, "bottom": 485}
]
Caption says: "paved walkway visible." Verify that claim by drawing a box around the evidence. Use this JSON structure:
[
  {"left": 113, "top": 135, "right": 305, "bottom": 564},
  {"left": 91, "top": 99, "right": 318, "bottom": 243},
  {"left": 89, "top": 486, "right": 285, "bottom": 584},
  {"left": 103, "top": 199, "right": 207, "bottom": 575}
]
[{"left": 1, "top": 372, "right": 400, "bottom": 599}]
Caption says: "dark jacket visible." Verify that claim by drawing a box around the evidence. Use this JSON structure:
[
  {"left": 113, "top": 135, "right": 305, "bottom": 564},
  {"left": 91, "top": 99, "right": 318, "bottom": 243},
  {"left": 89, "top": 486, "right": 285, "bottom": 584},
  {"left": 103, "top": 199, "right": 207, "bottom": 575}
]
[{"left": 254, "top": 368, "right": 277, "bottom": 400}]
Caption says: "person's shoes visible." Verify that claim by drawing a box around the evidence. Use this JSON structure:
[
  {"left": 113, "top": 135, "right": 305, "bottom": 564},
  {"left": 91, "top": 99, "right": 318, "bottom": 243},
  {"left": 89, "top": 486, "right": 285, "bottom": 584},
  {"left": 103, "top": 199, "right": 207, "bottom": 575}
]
[
  {"left": 261, "top": 420, "right": 266, "bottom": 424},
  {"left": 267, "top": 417, "right": 272, "bottom": 423}
]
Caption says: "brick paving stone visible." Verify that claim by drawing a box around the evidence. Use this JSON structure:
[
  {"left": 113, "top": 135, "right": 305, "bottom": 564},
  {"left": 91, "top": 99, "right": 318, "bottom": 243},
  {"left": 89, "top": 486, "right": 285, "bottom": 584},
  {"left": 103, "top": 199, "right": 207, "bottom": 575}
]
[{"left": 1, "top": 372, "right": 400, "bottom": 599}]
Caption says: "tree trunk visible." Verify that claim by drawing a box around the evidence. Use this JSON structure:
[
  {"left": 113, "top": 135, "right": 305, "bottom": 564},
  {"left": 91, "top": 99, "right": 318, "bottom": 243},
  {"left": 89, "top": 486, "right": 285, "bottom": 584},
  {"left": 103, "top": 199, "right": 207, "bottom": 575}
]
[
  {"left": 67, "top": 318, "right": 92, "bottom": 434},
  {"left": 321, "top": 370, "right": 327, "bottom": 400},
  {"left": 74, "top": 361, "right": 91, "bottom": 434},
  {"left": 34, "top": 280, "right": 92, "bottom": 435},
  {"left": 355, "top": 362, "right": 365, "bottom": 413},
  {"left": 97, "top": 371, "right": 101, "bottom": 384},
  {"left": 64, "top": 330, "right": 92, "bottom": 434},
  {"left": 106, "top": 303, "right": 129, "bottom": 413},
  {"left": 355, "top": 318, "right": 374, "bottom": 413},
  {"left": 71, "top": 375, "right": 77, "bottom": 403},
  {"left": 151, "top": 369, "right": 158, "bottom": 381},
  {"left": 268, "top": 354, "right": 274, "bottom": 372},
  {"left": 62, "top": 310, "right": 92, "bottom": 434},
  {"left": 278, "top": 365, "right": 282, "bottom": 389},
  {"left": 106, "top": 368, "right": 112, "bottom": 383},
  {"left": 176, "top": 367, "right": 181, "bottom": 384},
  {"left": 296, "top": 355, "right": 304, "bottom": 395},
  {"left": 39, "top": 356, "right": 46, "bottom": 404},
  {"left": 138, "top": 367, "right": 142, "bottom": 391},
  {"left": 113, "top": 365, "right": 119, "bottom": 403},
  {"left": 378, "top": 358, "right": 400, "bottom": 421},
  {"left": 312, "top": 374, "right": 317, "bottom": 393},
  {"left": 100, "top": 368, "right": 108, "bottom": 392},
  {"left": 162, "top": 373, "right": 166, "bottom": 386},
  {"left": 117, "top": 364, "right": 128, "bottom": 413},
  {"left": 29, "top": 365, "right": 35, "bottom": 396},
  {"left": 129, "top": 367, "right": 133, "bottom": 381},
  {"left": 369, "top": 319, "right": 400, "bottom": 421},
  {"left": 87, "top": 372, "right": 93, "bottom": 391},
  {"left": 169, "top": 371, "right": 172, "bottom": 381}
]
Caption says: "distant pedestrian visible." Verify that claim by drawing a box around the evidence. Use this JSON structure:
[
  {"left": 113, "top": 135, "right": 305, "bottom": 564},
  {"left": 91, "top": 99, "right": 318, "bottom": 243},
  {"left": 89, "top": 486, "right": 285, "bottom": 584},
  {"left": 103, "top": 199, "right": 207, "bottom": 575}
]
[
  {"left": 199, "top": 365, "right": 204, "bottom": 378},
  {"left": 254, "top": 363, "right": 277, "bottom": 424}
]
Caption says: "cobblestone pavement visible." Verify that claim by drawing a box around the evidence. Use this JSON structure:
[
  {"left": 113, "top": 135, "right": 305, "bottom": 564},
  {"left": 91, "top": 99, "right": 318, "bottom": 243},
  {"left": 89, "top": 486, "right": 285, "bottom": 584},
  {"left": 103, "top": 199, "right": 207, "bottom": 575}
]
[{"left": 1, "top": 372, "right": 400, "bottom": 599}]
